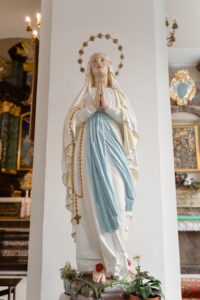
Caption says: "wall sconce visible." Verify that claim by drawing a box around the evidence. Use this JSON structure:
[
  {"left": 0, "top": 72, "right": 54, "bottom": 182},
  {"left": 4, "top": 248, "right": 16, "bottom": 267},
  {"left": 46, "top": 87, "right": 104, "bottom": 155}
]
[
  {"left": 24, "top": 13, "right": 41, "bottom": 140},
  {"left": 25, "top": 13, "right": 41, "bottom": 41}
]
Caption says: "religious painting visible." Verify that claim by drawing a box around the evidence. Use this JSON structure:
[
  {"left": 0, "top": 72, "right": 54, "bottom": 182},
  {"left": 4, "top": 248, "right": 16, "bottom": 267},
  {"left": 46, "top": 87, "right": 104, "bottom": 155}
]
[
  {"left": 17, "top": 112, "right": 34, "bottom": 171},
  {"left": 172, "top": 124, "right": 200, "bottom": 172}
]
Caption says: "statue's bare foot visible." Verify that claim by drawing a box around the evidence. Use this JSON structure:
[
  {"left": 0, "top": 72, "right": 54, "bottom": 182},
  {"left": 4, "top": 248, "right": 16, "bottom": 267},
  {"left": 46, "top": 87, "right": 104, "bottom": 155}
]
[
  {"left": 127, "top": 259, "right": 135, "bottom": 280},
  {"left": 128, "top": 269, "right": 135, "bottom": 280},
  {"left": 93, "top": 264, "right": 106, "bottom": 284}
]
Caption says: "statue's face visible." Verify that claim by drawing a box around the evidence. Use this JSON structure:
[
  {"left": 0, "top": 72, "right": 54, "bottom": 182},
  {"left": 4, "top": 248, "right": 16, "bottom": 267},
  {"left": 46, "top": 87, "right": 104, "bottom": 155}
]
[{"left": 90, "top": 53, "right": 108, "bottom": 76}]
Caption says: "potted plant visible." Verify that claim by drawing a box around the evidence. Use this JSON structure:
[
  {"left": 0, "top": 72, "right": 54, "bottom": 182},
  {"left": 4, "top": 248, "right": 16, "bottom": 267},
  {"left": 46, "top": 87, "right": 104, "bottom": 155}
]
[
  {"left": 128, "top": 256, "right": 164, "bottom": 300},
  {"left": 60, "top": 261, "right": 77, "bottom": 295}
]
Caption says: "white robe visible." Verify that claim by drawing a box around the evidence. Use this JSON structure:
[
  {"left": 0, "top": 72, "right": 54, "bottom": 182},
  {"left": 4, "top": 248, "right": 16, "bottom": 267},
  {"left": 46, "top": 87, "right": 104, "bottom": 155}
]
[
  {"left": 72, "top": 88, "right": 133, "bottom": 279},
  {"left": 73, "top": 88, "right": 133, "bottom": 278}
]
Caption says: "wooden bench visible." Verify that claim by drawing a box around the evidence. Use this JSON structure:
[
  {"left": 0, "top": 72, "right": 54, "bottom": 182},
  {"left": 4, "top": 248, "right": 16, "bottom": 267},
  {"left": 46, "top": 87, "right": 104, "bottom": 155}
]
[{"left": 0, "top": 278, "right": 21, "bottom": 300}]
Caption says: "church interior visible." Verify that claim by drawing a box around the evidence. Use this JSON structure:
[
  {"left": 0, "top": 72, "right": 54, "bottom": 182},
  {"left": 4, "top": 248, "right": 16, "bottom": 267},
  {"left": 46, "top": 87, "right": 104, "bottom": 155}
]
[{"left": 0, "top": 0, "right": 200, "bottom": 299}]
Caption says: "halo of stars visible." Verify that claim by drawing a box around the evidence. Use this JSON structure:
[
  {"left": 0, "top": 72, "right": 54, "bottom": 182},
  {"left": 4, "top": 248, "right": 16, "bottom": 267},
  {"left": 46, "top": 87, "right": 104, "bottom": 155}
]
[{"left": 77, "top": 33, "right": 125, "bottom": 76}]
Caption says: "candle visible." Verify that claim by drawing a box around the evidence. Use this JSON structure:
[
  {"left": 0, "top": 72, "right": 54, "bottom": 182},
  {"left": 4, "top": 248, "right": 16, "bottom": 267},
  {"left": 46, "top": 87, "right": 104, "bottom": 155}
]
[
  {"left": 25, "top": 16, "right": 31, "bottom": 26},
  {"left": 36, "top": 12, "right": 41, "bottom": 27},
  {"left": 32, "top": 30, "right": 38, "bottom": 39},
  {"left": 25, "top": 16, "right": 32, "bottom": 31}
]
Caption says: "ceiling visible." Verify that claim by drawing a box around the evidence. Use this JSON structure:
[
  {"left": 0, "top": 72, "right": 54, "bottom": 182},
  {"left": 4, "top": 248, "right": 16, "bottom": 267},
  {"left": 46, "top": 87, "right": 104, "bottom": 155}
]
[{"left": 168, "top": 48, "right": 200, "bottom": 66}]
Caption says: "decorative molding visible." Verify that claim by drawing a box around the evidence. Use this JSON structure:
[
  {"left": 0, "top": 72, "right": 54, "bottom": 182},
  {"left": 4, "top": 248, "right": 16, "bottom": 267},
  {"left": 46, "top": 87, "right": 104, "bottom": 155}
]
[
  {"left": 176, "top": 190, "right": 200, "bottom": 208},
  {"left": 171, "top": 105, "right": 200, "bottom": 116},
  {"left": 178, "top": 220, "right": 200, "bottom": 231}
]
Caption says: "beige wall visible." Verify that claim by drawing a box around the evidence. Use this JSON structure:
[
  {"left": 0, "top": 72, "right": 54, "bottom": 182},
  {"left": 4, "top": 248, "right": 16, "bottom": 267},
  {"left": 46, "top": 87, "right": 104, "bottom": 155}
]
[
  {"left": 0, "top": 0, "right": 41, "bottom": 39},
  {"left": 166, "top": 0, "right": 200, "bottom": 48}
]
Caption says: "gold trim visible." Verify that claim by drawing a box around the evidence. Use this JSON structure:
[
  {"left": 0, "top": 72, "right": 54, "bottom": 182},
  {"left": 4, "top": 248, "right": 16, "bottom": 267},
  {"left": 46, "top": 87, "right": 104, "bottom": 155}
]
[
  {"left": 17, "top": 112, "right": 32, "bottom": 171},
  {"left": 65, "top": 143, "right": 73, "bottom": 153},
  {"left": 1, "top": 168, "right": 17, "bottom": 174},
  {"left": 0, "top": 101, "right": 13, "bottom": 113},
  {"left": 170, "top": 69, "right": 196, "bottom": 106},
  {"left": 10, "top": 105, "right": 21, "bottom": 117},
  {"left": 173, "top": 123, "right": 200, "bottom": 172},
  {"left": 0, "top": 101, "right": 21, "bottom": 116}
]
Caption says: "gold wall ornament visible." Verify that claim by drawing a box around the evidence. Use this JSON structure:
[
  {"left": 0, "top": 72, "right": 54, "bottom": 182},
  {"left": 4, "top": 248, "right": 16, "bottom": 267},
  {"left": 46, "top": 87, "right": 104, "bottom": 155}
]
[
  {"left": 170, "top": 69, "right": 196, "bottom": 106},
  {"left": 77, "top": 33, "right": 125, "bottom": 76},
  {"left": 166, "top": 18, "right": 178, "bottom": 47}
]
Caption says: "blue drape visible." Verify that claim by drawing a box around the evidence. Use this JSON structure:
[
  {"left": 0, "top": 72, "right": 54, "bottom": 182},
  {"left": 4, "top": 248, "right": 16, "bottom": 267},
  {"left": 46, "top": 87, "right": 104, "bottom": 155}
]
[{"left": 86, "top": 112, "right": 136, "bottom": 233}]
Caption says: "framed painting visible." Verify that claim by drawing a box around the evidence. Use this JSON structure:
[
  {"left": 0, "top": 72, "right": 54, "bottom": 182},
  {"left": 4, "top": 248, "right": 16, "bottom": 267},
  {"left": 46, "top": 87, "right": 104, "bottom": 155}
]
[
  {"left": 17, "top": 112, "right": 33, "bottom": 171},
  {"left": 172, "top": 124, "right": 200, "bottom": 172}
]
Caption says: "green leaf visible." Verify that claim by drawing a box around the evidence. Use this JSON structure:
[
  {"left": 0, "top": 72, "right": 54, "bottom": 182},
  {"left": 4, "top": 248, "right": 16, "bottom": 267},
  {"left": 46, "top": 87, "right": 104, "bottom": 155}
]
[
  {"left": 148, "top": 276, "right": 155, "bottom": 280},
  {"left": 151, "top": 289, "right": 161, "bottom": 296},
  {"left": 138, "top": 286, "right": 151, "bottom": 298}
]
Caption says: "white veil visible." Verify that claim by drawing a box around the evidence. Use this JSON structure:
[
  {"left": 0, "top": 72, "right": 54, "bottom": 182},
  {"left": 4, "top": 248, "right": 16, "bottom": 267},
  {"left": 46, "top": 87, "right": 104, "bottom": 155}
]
[{"left": 62, "top": 54, "right": 139, "bottom": 214}]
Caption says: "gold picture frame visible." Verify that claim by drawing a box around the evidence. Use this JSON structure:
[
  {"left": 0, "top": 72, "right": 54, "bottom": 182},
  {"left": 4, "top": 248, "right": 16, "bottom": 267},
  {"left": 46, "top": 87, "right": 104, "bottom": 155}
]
[
  {"left": 170, "top": 69, "right": 196, "bottom": 106},
  {"left": 172, "top": 124, "right": 200, "bottom": 172},
  {"left": 17, "top": 112, "right": 33, "bottom": 171}
]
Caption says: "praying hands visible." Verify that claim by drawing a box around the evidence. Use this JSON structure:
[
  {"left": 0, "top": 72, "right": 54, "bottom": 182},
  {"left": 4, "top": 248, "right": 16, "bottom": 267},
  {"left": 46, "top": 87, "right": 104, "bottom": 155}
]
[{"left": 93, "top": 84, "right": 109, "bottom": 110}]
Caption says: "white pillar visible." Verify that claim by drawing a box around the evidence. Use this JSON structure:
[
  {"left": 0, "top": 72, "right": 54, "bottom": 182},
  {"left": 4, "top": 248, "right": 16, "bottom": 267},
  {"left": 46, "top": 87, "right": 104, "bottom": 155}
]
[{"left": 27, "top": 0, "right": 181, "bottom": 299}]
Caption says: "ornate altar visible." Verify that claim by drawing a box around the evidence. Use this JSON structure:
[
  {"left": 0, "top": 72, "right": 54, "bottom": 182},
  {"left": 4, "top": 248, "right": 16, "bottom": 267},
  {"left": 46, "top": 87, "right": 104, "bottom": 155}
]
[
  {"left": 0, "top": 37, "right": 38, "bottom": 271},
  {"left": 0, "top": 38, "right": 38, "bottom": 195}
]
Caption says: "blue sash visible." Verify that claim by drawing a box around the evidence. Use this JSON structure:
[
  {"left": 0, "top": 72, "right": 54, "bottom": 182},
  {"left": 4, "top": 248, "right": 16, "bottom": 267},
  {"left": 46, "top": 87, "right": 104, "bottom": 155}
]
[{"left": 86, "top": 112, "right": 136, "bottom": 233}]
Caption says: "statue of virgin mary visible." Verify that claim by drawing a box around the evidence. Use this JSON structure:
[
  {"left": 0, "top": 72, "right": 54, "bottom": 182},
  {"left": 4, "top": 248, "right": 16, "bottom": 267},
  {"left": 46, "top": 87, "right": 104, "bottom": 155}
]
[{"left": 62, "top": 52, "right": 138, "bottom": 282}]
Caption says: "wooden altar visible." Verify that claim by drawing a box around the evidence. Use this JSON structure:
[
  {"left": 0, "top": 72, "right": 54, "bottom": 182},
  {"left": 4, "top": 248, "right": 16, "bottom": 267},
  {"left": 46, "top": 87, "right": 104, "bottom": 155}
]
[{"left": 0, "top": 197, "right": 30, "bottom": 271}]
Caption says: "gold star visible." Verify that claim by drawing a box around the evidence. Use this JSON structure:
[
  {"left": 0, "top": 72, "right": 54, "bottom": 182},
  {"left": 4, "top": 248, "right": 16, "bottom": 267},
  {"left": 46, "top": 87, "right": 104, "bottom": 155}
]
[
  {"left": 79, "top": 49, "right": 84, "bottom": 55},
  {"left": 89, "top": 35, "right": 95, "bottom": 41},
  {"left": 97, "top": 33, "right": 103, "bottom": 39},
  {"left": 83, "top": 41, "right": 88, "bottom": 47},
  {"left": 105, "top": 34, "right": 111, "bottom": 39}
]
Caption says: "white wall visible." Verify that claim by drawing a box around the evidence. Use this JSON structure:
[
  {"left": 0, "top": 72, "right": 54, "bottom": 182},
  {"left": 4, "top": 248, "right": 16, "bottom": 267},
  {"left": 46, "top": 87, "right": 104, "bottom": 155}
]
[
  {"left": 27, "top": 0, "right": 181, "bottom": 299},
  {"left": 165, "top": 0, "right": 200, "bottom": 48}
]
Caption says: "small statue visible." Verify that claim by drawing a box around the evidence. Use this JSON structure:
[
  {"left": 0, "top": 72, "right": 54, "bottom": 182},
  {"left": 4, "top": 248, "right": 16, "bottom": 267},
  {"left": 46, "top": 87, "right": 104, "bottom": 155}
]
[{"left": 62, "top": 51, "right": 138, "bottom": 282}]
